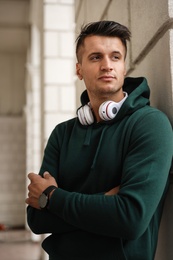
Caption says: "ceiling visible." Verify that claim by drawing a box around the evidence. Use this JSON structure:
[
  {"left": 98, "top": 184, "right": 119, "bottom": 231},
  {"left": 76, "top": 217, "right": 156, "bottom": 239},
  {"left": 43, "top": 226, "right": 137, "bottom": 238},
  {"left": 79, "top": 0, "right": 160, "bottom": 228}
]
[{"left": 0, "top": 0, "right": 30, "bottom": 53}]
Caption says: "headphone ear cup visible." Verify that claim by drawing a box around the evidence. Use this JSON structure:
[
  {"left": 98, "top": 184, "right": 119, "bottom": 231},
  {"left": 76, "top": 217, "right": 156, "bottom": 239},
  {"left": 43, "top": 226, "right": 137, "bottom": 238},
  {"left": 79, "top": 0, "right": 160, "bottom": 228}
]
[
  {"left": 77, "top": 104, "right": 94, "bottom": 125},
  {"left": 99, "top": 101, "right": 119, "bottom": 120}
]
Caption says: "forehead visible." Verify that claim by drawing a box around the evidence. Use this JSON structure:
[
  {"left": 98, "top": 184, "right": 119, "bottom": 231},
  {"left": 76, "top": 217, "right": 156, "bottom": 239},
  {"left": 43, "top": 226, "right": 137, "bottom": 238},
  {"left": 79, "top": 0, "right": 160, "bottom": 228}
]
[{"left": 83, "top": 35, "right": 125, "bottom": 53}]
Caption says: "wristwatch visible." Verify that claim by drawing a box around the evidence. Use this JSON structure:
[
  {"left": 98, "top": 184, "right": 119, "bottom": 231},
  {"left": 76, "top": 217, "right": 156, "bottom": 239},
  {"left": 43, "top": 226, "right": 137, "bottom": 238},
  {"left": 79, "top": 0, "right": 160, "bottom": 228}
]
[{"left": 38, "top": 185, "right": 57, "bottom": 209}]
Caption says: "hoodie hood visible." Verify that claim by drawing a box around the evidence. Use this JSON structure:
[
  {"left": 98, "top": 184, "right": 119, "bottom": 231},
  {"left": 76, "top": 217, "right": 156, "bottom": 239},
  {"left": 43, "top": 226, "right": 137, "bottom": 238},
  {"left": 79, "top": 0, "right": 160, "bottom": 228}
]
[
  {"left": 123, "top": 77, "right": 150, "bottom": 114},
  {"left": 79, "top": 77, "right": 150, "bottom": 122}
]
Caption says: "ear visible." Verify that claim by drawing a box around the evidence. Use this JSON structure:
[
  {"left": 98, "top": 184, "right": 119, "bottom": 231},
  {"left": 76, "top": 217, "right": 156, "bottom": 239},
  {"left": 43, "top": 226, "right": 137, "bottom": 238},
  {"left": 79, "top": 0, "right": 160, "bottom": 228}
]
[{"left": 76, "top": 63, "right": 83, "bottom": 80}]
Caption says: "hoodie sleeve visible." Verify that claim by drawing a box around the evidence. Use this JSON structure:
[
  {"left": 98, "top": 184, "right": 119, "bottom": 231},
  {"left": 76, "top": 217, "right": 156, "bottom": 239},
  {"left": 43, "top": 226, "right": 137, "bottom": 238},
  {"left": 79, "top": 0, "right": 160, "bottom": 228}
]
[
  {"left": 27, "top": 206, "right": 76, "bottom": 234},
  {"left": 48, "top": 110, "right": 173, "bottom": 239},
  {"left": 26, "top": 125, "right": 78, "bottom": 235}
]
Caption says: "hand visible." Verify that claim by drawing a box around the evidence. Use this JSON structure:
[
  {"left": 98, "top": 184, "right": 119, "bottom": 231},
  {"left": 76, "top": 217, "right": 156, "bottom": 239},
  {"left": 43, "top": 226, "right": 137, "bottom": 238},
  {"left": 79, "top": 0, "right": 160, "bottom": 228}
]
[
  {"left": 25, "top": 171, "right": 58, "bottom": 209},
  {"left": 105, "top": 186, "right": 120, "bottom": 195}
]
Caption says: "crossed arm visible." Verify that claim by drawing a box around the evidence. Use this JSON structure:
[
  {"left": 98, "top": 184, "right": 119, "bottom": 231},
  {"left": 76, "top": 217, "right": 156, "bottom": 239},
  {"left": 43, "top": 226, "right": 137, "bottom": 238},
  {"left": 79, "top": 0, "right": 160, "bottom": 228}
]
[
  {"left": 26, "top": 172, "right": 120, "bottom": 235},
  {"left": 25, "top": 171, "right": 120, "bottom": 210}
]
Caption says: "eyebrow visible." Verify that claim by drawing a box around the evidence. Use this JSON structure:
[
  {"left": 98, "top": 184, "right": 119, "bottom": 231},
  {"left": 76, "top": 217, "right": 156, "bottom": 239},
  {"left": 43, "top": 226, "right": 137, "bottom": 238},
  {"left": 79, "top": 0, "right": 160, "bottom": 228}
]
[
  {"left": 88, "top": 51, "right": 123, "bottom": 58},
  {"left": 88, "top": 52, "right": 102, "bottom": 57},
  {"left": 112, "top": 51, "right": 122, "bottom": 56}
]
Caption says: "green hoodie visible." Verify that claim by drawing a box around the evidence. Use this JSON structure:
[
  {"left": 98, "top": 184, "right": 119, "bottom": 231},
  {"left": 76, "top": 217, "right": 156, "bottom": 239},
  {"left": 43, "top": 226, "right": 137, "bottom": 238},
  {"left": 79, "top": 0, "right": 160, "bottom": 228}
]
[{"left": 27, "top": 77, "right": 173, "bottom": 260}]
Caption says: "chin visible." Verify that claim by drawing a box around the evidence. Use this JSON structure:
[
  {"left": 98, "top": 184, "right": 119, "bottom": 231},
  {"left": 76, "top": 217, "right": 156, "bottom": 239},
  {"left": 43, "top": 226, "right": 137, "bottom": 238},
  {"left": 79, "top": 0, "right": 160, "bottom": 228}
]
[{"left": 100, "top": 87, "right": 119, "bottom": 94}]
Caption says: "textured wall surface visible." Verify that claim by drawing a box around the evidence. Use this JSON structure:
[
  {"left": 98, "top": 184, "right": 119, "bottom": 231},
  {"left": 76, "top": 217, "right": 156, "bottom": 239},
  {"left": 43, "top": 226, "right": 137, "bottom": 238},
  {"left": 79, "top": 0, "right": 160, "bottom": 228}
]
[{"left": 0, "top": 117, "right": 26, "bottom": 226}]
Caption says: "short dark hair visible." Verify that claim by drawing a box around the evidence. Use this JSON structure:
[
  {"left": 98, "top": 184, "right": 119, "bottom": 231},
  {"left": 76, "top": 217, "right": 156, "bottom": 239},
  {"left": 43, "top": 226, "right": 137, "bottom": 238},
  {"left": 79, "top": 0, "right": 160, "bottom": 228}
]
[{"left": 76, "top": 20, "right": 131, "bottom": 62}]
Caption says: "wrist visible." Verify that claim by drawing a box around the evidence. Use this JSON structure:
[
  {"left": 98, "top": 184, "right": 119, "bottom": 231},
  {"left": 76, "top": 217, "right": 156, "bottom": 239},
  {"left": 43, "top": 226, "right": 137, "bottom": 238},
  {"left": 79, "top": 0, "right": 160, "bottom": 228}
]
[
  {"left": 49, "top": 188, "right": 56, "bottom": 199},
  {"left": 38, "top": 185, "right": 57, "bottom": 210}
]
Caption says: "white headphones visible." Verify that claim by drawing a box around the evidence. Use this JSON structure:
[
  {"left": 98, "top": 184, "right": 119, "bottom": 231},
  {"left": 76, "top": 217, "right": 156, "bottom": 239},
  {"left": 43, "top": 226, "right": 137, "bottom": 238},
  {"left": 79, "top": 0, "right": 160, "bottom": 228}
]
[{"left": 77, "top": 92, "right": 128, "bottom": 125}]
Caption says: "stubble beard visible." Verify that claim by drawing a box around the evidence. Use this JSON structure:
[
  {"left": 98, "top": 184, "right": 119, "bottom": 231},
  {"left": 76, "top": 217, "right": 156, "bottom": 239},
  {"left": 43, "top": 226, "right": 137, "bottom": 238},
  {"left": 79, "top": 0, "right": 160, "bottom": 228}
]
[{"left": 93, "top": 84, "right": 123, "bottom": 100}]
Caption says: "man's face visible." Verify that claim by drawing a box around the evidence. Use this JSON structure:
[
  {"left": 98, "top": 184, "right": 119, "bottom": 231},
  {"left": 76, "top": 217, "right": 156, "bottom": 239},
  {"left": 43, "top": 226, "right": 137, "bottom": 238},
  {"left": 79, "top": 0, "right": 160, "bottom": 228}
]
[{"left": 76, "top": 35, "right": 127, "bottom": 101}]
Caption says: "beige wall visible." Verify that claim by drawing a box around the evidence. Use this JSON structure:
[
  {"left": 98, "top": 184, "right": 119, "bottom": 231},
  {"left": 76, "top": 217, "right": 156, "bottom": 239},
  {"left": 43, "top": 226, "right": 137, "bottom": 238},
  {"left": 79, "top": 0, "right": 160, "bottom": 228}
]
[
  {"left": 75, "top": 0, "right": 173, "bottom": 259},
  {"left": 0, "top": 117, "right": 26, "bottom": 226},
  {"left": 0, "top": 0, "right": 29, "bottom": 227}
]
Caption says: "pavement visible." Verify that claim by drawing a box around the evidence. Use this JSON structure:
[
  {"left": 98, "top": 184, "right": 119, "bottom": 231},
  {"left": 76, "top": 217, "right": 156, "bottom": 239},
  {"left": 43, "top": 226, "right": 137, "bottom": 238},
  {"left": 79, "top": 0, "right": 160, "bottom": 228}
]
[{"left": 0, "top": 229, "right": 41, "bottom": 260}]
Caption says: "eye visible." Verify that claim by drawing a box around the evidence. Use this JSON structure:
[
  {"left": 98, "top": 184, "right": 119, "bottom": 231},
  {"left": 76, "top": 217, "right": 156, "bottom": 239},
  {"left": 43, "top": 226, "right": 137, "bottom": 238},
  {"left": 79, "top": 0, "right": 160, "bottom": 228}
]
[
  {"left": 91, "top": 55, "right": 100, "bottom": 61},
  {"left": 112, "top": 52, "right": 122, "bottom": 61},
  {"left": 112, "top": 55, "right": 120, "bottom": 61},
  {"left": 89, "top": 54, "right": 101, "bottom": 61}
]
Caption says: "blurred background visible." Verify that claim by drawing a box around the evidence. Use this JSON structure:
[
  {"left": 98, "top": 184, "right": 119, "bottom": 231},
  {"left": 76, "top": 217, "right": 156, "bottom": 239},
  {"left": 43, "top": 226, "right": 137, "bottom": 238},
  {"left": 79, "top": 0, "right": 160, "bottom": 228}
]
[{"left": 0, "top": 0, "right": 173, "bottom": 259}]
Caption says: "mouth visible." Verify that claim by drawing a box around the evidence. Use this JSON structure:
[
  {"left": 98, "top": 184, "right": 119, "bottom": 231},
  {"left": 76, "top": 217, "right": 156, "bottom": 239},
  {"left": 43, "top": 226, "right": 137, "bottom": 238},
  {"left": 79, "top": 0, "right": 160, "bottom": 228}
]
[{"left": 98, "top": 75, "right": 116, "bottom": 81}]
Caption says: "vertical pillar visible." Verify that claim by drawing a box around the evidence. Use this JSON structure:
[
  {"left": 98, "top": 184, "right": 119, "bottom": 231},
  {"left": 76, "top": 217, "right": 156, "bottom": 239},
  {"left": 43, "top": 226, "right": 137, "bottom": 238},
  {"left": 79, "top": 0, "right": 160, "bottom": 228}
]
[
  {"left": 43, "top": 0, "right": 75, "bottom": 143},
  {"left": 25, "top": 0, "right": 43, "bottom": 244}
]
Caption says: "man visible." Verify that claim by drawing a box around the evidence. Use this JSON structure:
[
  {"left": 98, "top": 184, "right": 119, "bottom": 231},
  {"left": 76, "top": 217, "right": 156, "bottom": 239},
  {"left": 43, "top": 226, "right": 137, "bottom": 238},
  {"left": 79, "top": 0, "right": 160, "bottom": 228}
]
[{"left": 26, "top": 21, "right": 173, "bottom": 260}]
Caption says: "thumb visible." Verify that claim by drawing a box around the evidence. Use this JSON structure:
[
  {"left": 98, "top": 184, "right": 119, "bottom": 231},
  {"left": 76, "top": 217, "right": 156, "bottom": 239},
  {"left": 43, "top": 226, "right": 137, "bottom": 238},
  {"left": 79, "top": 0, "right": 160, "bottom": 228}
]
[{"left": 43, "top": 171, "right": 51, "bottom": 178}]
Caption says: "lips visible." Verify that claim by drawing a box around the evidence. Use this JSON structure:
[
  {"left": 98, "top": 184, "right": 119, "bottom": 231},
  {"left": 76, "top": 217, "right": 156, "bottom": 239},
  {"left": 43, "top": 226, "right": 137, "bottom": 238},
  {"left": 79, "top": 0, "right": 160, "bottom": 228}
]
[{"left": 98, "top": 75, "right": 116, "bottom": 80}]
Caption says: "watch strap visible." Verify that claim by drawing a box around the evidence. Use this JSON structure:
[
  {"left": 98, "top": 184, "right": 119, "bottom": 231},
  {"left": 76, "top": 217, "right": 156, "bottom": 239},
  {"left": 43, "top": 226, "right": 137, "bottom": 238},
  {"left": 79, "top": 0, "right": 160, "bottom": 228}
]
[{"left": 43, "top": 185, "right": 57, "bottom": 196}]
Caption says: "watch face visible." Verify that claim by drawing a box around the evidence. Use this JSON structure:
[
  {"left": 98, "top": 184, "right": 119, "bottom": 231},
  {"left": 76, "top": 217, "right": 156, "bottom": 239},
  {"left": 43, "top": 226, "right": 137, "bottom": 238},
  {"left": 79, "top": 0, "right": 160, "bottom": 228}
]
[{"left": 38, "top": 193, "right": 48, "bottom": 209}]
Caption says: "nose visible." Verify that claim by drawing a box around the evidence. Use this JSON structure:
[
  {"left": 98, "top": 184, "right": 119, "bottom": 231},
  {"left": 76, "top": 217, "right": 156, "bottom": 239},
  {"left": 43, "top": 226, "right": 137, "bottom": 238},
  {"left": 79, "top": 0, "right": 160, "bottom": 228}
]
[{"left": 100, "top": 57, "right": 113, "bottom": 71}]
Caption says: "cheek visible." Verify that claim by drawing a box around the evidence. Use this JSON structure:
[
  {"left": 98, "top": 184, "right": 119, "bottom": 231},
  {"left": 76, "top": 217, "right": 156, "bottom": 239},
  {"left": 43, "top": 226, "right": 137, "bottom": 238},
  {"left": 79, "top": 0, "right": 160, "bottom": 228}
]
[
  {"left": 82, "top": 71, "right": 96, "bottom": 88},
  {"left": 118, "top": 65, "right": 126, "bottom": 77},
  {"left": 123, "top": 67, "right": 127, "bottom": 76},
  {"left": 82, "top": 67, "right": 95, "bottom": 80},
  {"left": 123, "top": 63, "right": 127, "bottom": 75}
]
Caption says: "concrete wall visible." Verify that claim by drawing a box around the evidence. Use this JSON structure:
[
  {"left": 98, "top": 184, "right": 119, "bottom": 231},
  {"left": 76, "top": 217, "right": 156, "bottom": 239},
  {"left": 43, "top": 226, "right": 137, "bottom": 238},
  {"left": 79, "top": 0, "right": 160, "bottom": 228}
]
[
  {"left": 75, "top": 0, "right": 173, "bottom": 259},
  {"left": 25, "top": 0, "right": 43, "bottom": 183},
  {"left": 0, "top": 117, "right": 26, "bottom": 227},
  {"left": 0, "top": 1, "right": 28, "bottom": 227}
]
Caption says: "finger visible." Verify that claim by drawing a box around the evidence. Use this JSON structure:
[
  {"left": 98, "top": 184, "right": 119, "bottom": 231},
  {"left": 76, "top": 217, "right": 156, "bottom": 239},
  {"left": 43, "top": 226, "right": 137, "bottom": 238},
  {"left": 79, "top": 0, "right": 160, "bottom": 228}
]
[
  {"left": 43, "top": 171, "right": 51, "bottom": 178},
  {"left": 28, "top": 191, "right": 33, "bottom": 198},
  {"left": 28, "top": 172, "right": 36, "bottom": 180},
  {"left": 25, "top": 198, "right": 29, "bottom": 204},
  {"left": 25, "top": 197, "right": 41, "bottom": 210},
  {"left": 27, "top": 182, "right": 40, "bottom": 196},
  {"left": 28, "top": 172, "right": 41, "bottom": 182}
]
